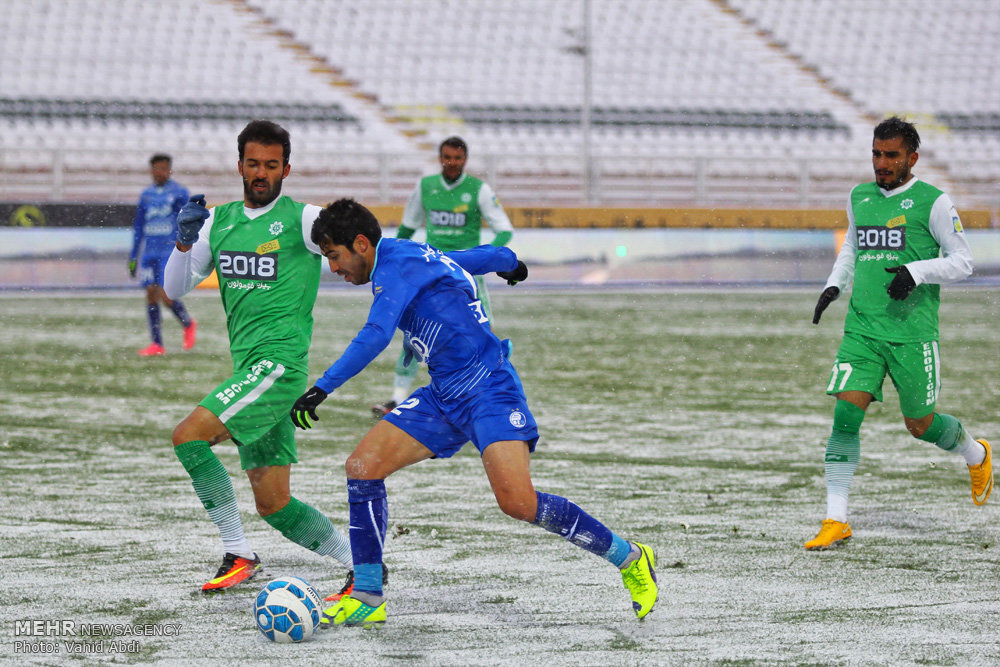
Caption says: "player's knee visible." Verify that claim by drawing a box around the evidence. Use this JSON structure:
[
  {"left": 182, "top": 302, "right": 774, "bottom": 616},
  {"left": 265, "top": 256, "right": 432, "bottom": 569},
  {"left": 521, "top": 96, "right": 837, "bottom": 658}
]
[
  {"left": 255, "top": 495, "right": 289, "bottom": 518},
  {"left": 172, "top": 419, "right": 210, "bottom": 447},
  {"left": 171, "top": 423, "right": 193, "bottom": 447},
  {"left": 905, "top": 419, "right": 930, "bottom": 438},
  {"left": 345, "top": 451, "right": 381, "bottom": 480}
]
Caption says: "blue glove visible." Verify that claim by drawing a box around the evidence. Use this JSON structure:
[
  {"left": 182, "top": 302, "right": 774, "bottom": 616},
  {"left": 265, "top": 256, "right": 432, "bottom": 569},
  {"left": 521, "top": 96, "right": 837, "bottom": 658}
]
[{"left": 176, "top": 194, "right": 210, "bottom": 245}]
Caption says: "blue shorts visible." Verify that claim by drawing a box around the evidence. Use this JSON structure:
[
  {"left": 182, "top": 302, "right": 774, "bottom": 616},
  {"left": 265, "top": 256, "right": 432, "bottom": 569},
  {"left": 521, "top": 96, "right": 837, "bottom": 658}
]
[
  {"left": 139, "top": 254, "right": 170, "bottom": 288},
  {"left": 384, "top": 362, "right": 539, "bottom": 458}
]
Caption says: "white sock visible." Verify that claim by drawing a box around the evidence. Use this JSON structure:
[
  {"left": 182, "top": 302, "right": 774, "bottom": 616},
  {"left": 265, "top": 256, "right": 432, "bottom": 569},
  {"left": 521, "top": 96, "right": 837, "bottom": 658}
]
[
  {"left": 825, "top": 493, "right": 848, "bottom": 523},
  {"left": 956, "top": 432, "right": 986, "bottom": 466},
  {"left": 223, "top": 538, "right": 255, "bottom": 560}
]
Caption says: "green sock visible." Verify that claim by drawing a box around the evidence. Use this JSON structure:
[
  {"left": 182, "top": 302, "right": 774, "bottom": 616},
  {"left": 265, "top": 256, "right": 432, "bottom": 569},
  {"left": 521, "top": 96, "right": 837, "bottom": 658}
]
[
  {"left": 824, "top": 400, "right": 864, "bottom": 523},
  {"left": 825, "top": 429, "right": 861, "bottom": 522},
  {"left": 263, "top": 496, "right": 353, "bottom": 568},
  {"left": 918, "top": 413, "right": 961, "bottom": 451},
  {"left": 174, "top": 440, "right": 250, "bottom": 556}
]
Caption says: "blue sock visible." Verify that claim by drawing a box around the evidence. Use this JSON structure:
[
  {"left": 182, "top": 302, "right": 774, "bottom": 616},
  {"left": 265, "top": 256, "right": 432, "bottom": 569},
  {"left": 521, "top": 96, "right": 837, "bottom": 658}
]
[
  {"left": 146, "top": 303, "right": 162, "bottom": 345},
  {"left": 533, "top": 492, "right": 632, "bottom": 567},
  {"left": 170, "top": 299, "right": 192, "bottom": 328},
  {"left": 347, "top": 479, "right": 388, "bottom": 595}
]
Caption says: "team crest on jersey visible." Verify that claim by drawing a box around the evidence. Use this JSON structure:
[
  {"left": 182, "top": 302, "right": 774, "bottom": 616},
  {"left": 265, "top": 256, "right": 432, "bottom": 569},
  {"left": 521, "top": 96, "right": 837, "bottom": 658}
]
[
  {"left": 256, "top": 240, "right": 280, "bottom": 254},
  {"left": 886, "top": 215, "right": 906, "bottom": 228},
  {"left": 461, "top": 192, "right": 472, "bottom": 203},
  {"left": 900, "top": 199, "right": 914, "bottom": 210},
  {"left": 509, "top": 410, "right": 526, "bottom": 428},
  {"left": 268, "top": 221, "right": 284, "bottom": 236}
]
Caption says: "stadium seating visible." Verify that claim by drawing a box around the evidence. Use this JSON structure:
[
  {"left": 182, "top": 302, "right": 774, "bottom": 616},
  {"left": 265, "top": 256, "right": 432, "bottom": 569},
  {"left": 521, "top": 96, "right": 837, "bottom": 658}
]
[{"left": 0, "top": 0, "right": 996, "bottom": 210}]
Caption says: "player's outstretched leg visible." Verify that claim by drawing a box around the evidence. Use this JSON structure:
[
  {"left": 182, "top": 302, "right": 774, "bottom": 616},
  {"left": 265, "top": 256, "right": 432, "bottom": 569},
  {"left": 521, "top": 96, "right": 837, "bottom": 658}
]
[{"left": 532, "top": 491, "right": 658, "bottom": 619}]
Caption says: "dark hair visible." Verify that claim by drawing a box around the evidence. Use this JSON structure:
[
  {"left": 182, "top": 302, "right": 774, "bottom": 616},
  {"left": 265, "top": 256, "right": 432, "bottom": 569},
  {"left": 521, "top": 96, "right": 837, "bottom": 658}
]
[
  {"left": 149, "top": 153, "right": 172, "bottom": 166},
  {"left": 238, "top": 120, "right": 291, "bottom": 164},
  {"left": 312, "top": 198, "right": 382, "bottom": 248},
  {"left": 874, "top": 116, "right": 920, "bottom": 153},
  {"left": 439, "top": 136, "right": 468, "bottom": 156}
]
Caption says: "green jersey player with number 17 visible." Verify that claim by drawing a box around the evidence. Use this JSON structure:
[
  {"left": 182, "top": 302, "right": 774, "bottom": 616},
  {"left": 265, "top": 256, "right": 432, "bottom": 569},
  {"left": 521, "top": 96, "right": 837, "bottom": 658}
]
[
  {"left": 164, "top": 120, "right": 356, "bottom": 594},
  {"left": 807, "top": 116, "right": 992, "bottom": 550}
]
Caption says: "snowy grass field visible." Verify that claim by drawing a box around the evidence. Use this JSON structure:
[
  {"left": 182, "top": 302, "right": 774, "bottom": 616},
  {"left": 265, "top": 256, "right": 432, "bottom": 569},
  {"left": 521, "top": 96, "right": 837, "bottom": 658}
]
[{"left": 2, "top": 287, "right": 999, "bottom": 665}]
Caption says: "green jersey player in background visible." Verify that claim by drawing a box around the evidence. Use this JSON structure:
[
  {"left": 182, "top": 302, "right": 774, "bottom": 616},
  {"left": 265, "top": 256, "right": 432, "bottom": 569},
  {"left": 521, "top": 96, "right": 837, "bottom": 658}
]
[
  {"left": 163, "top": 120, "right": 354, "bottom": 592},
  {"left": 807, "top": 117, "right": 992, "bottom": 550},
  {"left": 371, "top": 136, "right": 514, "bottom": 416}
]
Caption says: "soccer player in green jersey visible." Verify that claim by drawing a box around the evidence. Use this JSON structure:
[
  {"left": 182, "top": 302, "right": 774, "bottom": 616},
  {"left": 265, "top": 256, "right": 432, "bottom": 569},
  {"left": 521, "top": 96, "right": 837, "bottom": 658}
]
[
  {"left": 807, "top": 116, "right": 992, "bottom": 550},
  {"left": 371, "top": 136, "right": 514, "bottom": 416},
  {"left": 163, "top": 120, "right": 354, "bottom": 592}
]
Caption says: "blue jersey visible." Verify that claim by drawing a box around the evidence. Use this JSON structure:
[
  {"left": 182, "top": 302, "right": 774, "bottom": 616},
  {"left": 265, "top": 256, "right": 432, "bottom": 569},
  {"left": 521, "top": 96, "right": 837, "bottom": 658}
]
[
  {"left": 316, "top": 238, "right": 519, "bottom": 399},
  {"left": 130, "top": 179, "right": 189, "bottom": 261}
]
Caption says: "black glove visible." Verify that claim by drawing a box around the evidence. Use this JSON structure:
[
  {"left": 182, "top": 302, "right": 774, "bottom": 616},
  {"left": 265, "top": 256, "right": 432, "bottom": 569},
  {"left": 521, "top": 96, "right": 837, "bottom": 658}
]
[
  {"left": 496, "top": 260, "right": 528, "bottom": 286},
  {"left": 176, "top": 194, "right": 210, "bottom": 246},
  {"left": 885, "top": 265, "right": 916, "bottom": 301},
  {"left": 812, "top": 286, "right": 840, "bottom": 324},
  {"left": 290, "top": 385, "right": 328, "bottom": 429},
  {"left": 128, "top": 259, "right": 137, "bottom": 277}
]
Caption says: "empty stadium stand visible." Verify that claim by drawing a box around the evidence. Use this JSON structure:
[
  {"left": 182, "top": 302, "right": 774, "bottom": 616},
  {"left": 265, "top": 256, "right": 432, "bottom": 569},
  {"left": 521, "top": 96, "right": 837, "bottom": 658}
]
[{"left": 0, "top": 0, "right": 996, "bottom": 212}]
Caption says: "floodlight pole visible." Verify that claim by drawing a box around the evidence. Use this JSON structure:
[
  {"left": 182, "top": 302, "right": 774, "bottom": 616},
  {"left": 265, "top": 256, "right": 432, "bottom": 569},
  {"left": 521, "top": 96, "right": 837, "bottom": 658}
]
[{"left": 582, "top": 0, "right": 594, "bottom": 204}]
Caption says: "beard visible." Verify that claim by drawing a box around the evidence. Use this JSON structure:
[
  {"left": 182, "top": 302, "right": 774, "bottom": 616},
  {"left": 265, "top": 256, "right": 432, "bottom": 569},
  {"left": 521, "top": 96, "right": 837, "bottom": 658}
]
[{"left": 243, "top": 177, "right": 282, "bottom": 207}]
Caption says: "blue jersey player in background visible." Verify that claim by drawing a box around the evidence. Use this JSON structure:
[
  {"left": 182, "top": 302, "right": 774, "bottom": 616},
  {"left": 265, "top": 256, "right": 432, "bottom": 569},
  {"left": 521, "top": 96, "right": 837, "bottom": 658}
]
[
  {"left": 129, "top": 153, "right": 196, "bottom": 356},
  {"left": 289, "top": 198, "right": 658, "bottom": 626}
]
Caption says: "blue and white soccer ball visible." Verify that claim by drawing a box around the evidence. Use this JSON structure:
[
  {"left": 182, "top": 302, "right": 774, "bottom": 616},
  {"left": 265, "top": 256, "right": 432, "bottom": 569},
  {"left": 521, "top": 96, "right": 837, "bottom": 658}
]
[{"left": 253, "top": 576, "right": 323, "bottom": 643}]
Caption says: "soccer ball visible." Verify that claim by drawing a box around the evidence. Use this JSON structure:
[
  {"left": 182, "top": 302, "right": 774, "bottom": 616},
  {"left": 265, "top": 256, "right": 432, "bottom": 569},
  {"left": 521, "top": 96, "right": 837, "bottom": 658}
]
[{"left": 253, "top": 576, "right": 323, "bottom": 643}]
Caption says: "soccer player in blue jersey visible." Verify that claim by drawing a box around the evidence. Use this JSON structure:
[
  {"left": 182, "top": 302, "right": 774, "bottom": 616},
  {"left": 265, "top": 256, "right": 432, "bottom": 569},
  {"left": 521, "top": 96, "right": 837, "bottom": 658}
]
[
  {"left": 290, "top": 199, "right": 658, "bottom": 626},
  {"left": 129, "top": 154, "right": 196, "bottom": 356}
]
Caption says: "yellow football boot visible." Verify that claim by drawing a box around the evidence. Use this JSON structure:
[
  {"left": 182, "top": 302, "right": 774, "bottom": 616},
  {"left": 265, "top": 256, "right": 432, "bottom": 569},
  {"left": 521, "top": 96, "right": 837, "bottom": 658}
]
[
  {"left": 804, "top": 519, "right": 852, "bottom": 550},
  {"left": 319, "top": 595, "right": 386, "bottom": 628},
  {"left": 969, "top": 439, "right": 993, "bottom": 506},
  {"left": 620, "top": 542, "right": 658, "bottom": 619}
]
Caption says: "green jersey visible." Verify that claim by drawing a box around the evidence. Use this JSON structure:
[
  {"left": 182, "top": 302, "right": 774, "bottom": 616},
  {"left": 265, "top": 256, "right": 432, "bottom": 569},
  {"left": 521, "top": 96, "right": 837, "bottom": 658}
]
[
  {"left": 165, "top": 196, "right": 323, "bottom": 373},
  {"left": 825, "top": 178, "right": 973, "bottom": 343},
  {"left": 399, "top": 173, "right": 513, "bottom": 251}
]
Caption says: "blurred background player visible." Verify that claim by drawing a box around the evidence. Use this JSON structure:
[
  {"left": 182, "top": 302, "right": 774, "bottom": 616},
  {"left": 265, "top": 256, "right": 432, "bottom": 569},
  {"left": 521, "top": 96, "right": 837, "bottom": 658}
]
[
  {"left": 163, "top": 120, "right": 354, "bottom": 593},
  {"left": 808, "top": 116, "right": 992, "bottom": 550},
  {"left": 291, "top": 199, "right": 657, "bottom": 626},
  {"left": 371, "top": 136, "right": 514, "bottom": 416},
  {"left": 128, "top": 153, "right": 196, "bottom": 356}
]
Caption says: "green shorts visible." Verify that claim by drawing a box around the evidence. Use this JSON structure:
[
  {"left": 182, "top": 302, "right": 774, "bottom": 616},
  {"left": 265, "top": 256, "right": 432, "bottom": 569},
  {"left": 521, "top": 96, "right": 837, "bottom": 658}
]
[
  {"left": 826, "top": 331, "right": 940, "bottom": 418},
  {"left": 198, "top": 358, "right": 305, "bottom": 470}
]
